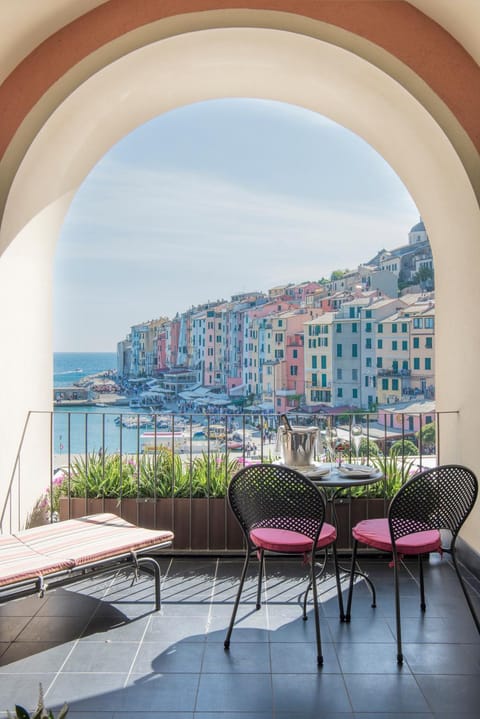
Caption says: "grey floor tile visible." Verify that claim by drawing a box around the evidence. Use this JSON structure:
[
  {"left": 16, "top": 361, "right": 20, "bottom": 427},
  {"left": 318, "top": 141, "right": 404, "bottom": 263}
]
[
  {"left": 15, "top": 616, "right": 90, "bottom": 643},
  {"left": 45, "top": 673, "right": 128, "bottom": 711},
  {"left": 61, "top": 640, "right": 139, "bottom": 673},
  {"left": 335, "top": 642, "right": 411, "bottom": 674},
  {"left": 0, "top": 641, "right": 75, "bottom": 673},
  {"left": 146, "top": 614, "right": 207, "bottom": 643},
  {"left": 272, "top": 673, "right": 352, "bottom": 713},
  {"left": 131, "top": 640, "right": 205, "bottom": 674},
  {"left": 124, "top": 673, "right": 200, "bottom": 711},
  {"left": 415, "top": 674, "right": 480, "bottom": 713},
  {"left": 196, "top": 673, "right": 273, "bottom": 713},
  {"left": 270, "top": 640, "right": 340, "bottom": 672},
  {"left": 344, "top": 673, "right": 431, "bottom": 713},
  {"left": 0, "top": 616, "right": 33, "bottom": 642},
  {"left": 203, "top": 640, "right": 270, "bottom": 673},
  {"left": 404, "top": 641, "right": 480, "bottom": 674},
  {"left": 81, "top": 614, "right": 149, "bottom": 641}
]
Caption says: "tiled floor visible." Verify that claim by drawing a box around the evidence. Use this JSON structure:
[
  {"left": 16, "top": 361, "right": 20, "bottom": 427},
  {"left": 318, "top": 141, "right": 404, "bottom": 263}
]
[{"left": 1, "top": 552, "right": 480, "bottom": 718}]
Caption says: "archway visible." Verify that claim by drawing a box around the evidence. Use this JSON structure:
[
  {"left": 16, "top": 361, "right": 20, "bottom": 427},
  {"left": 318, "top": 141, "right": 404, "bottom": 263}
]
[{"left": 0, "top": 13, "right": 479, "bottom": 553}]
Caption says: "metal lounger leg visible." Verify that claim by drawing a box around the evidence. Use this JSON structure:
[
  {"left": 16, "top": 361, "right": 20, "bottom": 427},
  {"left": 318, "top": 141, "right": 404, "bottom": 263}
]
[
  {"left": 256, "top": 549, "right": 264, "bottom": 610},
  {"left": 137, "top": 556, "right": 162, "bottom": 611}
]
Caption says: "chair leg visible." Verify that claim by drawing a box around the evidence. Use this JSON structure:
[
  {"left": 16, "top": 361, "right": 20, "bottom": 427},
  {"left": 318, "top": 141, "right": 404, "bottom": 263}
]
[
  {"left": 331, "top": 542, "right": 345, "bottom": 621},
  {"left": 224, "top": 550, "right": 251, "bottom": 650},
  {"left": 392, "top": 550, "right": 403, "bottom": 664},
  {"left": 256, "top": 549, "right": 264, "bottom": 610},
  {"left": 418, "top": 554, "right": 426, "bottom": 611},
  {"left": 451, "top": 549, "right": 480, "bottom": 634},
  {"left": 310, "top": 553, "right": 323, "bottom": 666},
  {"left": 345, "top": 539, "right": 358, "bottom": 622}
]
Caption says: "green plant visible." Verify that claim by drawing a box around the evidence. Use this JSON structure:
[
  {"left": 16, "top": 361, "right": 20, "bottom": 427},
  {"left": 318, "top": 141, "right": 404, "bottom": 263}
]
[
  {"left": 8, "top": 684, "right": 68, "bottom": 719},
  {"left": 371, "top": 451, "right": 416, "bottom": 498},
  {"left": 68, "top": 452, "right": 137, "bottom": 497},
  {"left": 139, "top": 448, "right": 189, "bottom": 497},
  {"left": 389, "top": 439, "right": 418, "bottom": 456},
  {"left": 191, "top": 452, "right": 241, "bottom": 498}
]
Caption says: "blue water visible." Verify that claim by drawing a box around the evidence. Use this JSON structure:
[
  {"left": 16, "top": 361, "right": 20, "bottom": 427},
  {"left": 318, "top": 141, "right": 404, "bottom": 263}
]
[
  {"left": 53, "top": 352, "right": 140, "bottom": 456},
  {"left": 54, "top": 352, "right": 116, "bottom": 387}
]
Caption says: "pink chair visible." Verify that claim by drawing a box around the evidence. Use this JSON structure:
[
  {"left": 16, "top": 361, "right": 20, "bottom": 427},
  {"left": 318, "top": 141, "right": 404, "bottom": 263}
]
[
  {"left": 223, "top": 463, "right": 344, "bottom": 665},
  {"left": 345, "top": 464, "right": 479, "bottom": 663}
]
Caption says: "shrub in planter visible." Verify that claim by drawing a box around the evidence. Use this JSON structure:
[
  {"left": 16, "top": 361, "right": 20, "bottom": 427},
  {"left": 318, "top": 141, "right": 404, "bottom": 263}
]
[{"left": 8, "top": 684, "right": 68, "bottom": 719}]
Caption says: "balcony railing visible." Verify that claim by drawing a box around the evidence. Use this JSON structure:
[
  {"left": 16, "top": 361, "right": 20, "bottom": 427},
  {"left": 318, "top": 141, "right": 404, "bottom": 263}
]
[{"left": 1, "top": 409, "right": 459, "bottom": 552}]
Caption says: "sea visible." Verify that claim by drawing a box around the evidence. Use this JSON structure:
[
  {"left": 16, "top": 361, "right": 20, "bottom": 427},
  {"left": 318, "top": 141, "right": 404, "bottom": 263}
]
[{"left": 53, "top": 352, "right": 139, "bottom": 457}]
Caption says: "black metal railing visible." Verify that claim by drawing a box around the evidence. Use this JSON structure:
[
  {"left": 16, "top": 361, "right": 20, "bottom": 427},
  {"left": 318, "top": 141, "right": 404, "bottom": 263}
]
[{"left": 1, "top": 408, "right": 459, "bottom": 552}]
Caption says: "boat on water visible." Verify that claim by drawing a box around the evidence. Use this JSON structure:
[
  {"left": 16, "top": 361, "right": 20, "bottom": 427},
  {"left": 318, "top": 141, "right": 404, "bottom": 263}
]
[{"left": 140, "top": 429, "right": 188, "bottom": 452}]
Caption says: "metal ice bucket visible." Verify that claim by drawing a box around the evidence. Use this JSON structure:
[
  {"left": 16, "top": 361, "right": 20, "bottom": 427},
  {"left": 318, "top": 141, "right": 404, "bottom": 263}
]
[{"left": 277, "top": 426, "right": 320, "bottom": 468}]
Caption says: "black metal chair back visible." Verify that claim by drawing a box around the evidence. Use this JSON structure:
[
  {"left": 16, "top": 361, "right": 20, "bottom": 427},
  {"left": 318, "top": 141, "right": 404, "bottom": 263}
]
[
  {"left": 389, "top": 463, "right": 478, "bottom": 543},
  {"left": 228, "top": 462, "right": 327, "bottom": 545}
]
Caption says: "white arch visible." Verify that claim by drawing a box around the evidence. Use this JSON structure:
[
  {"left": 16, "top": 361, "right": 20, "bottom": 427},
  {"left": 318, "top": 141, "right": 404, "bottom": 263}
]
[{"left": 1, "top": 27, "right": 479, "bottom": 545}]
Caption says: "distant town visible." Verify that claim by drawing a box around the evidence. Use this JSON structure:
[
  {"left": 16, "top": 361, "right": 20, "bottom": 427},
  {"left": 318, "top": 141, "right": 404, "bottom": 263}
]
[{"left": 116, "top": 219, "right": 434, "bottom": 421}]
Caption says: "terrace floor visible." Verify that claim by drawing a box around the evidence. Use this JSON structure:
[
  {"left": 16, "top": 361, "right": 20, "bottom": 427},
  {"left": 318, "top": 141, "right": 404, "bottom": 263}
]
[{"left": 1, "top": 552, "right": 480, "bottom": 718}]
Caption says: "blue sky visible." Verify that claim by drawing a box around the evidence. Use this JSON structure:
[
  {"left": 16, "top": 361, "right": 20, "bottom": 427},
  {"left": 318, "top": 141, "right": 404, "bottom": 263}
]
[{"left": 54, "top": 98, "right": 419, "bottom": 352}]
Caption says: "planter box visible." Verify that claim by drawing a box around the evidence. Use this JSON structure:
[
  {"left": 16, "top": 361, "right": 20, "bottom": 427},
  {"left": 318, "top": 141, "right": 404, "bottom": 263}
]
[
  {"left": 58, "top": 496, "right": 385, "bottom": 553},
  {"left": 58, "top": 496, "right": 244, "bottom": 551}
]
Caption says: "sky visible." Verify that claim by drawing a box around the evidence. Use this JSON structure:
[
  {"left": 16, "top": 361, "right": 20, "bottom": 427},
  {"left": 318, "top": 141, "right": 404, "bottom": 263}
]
[{"left": 54, "top": 98, "right": 419, "bottom": 352}]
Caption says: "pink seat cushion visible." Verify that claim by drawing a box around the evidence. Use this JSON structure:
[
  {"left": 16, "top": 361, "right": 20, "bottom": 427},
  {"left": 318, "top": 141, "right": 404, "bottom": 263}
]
[
  {"left": 353, "top": 518, "right": 441, "bottom": 554},
  {"left": 250, "top": 523, "right": 336, "bottom": 553}
]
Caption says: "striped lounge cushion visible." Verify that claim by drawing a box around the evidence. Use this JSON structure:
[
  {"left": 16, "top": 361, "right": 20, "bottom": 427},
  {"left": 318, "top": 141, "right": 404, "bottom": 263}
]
[
  {"left": 0, "top": 534, "right": 74, "bottom": 587},
  {"left": 15, "top": 513, "right": 174, "bottom": 566}
]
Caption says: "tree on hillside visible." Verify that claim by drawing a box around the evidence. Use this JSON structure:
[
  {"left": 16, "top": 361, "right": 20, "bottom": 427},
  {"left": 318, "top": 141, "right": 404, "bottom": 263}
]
[
  {"left": 390, "top": 439, "right": 418, "bottom": 456},
  {"left": 330, "top": 269, "right": 351, "bottom": 280}
]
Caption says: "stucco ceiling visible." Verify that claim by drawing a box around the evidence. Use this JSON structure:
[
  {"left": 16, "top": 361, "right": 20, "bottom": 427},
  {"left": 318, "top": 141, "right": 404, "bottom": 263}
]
[{"left": 0, "top": 0, "right": 478, "bottom": 85}]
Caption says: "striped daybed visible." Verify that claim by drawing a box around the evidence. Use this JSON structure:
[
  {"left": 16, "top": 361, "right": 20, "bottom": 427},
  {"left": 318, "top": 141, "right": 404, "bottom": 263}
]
[{"left": 0, "top": 513, "right": 173, "bottom": 611}]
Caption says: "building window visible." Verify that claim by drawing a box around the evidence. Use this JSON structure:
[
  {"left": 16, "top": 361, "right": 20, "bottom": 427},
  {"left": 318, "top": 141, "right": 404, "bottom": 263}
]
[
  {"left": 321, "top": 355, "right": 327, "bottom": 369},
  {"left": 392, "top": 323, "right": 398, "bottom": 333},
  {"left": 290, "top": 365, "right": 298, "bottom": 376},
  {"left": 366, "top": 322, "right": 372, "bottom": 332},
  {"left": 392, "top": 379, "right": 399, "bottom": 391},
  {"left": 413, "top": 337, "right": 419, "bottom": 348},
  {"left": 352, "top": 388, "right": 358, "bottom": 398},
  {"left": 292, "top": 349, "right": 298, "bottom": 358},
  {"left": 337, "top": 387, "right": 343, "bottom": 398},
  {"left": 366, "top": 357, "right": 372, "bottom": 368},
  {"left": 401, "top": 323, "right": 408, "bottom": 333},
  {"left": 312, "top": 356, "right": 318, "bottom": 369},
  {"left": 413, "top": 318, "right": 423, "bottom": 329},
  {"left": 392, "top": 340, "right": 398, "bottom": 351},
  {"left": 413, "top": 357, "right": 420, "bottom": 370},
  {"left": 382, "top": 379, "right": 388, "bottom": 390},
  {"left": 311, "top": 373, "right": 318, "bottom": 387},
  {"left": 425, "top": 337, "right": 433, "bottom": 348},
  {"left": 366, "top": 338, "right": 372, "bottom": 349},
  {"left": 402, "top": 340, "right": 408, "bottom": 351},
  {"left": 378, "top": 339, "right": 383, "bottom": 349},
  {"left": 321, "top": 373, "right": 327, "bottom": 387},
  {"left": 425, "top": 318, "right": 434, "bottom": 329},
  {"left": 378, "top": 323, "right": 383, "bottom": 333},
  {"left": 352, "top": 369, "right": 358, "bottom": 381},
  {"left": 336, "top": 344, "right": 342, "bottom": 358},
  {"left": 365, "top": 310, "right": 372, "bottom": 318},
  {"left": 352, "top": 344, "right": 358, "bottom": 358},
  {"left": 337, "top": 368, "right": 342, "bottom": 380},
  {"left": 377, "top": 357, "right": 383, "bottom": 368},
  {"left": 336, "top": 323, "right": 342, "bottom": 333},
  {"left": 425, "top": 358, "right": 432, "bottom": 370},
  {"left": 352, "top": 322, "right": 358, "bottom": 333}
]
